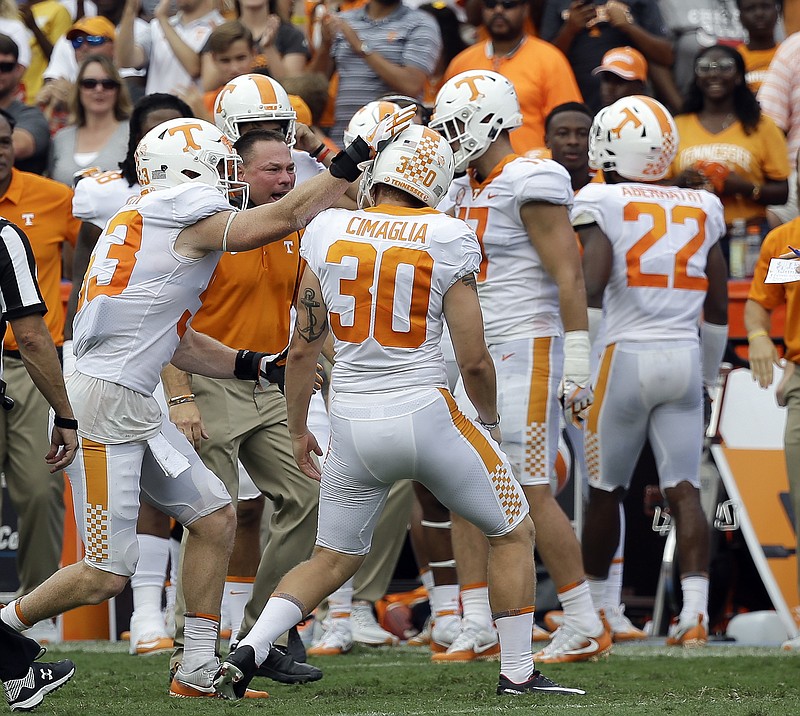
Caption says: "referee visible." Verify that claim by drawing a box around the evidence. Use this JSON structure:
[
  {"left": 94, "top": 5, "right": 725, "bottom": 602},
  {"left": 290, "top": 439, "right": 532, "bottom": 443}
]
[{"left": 0, "top": 216, "right": 77, "bottom": 712}]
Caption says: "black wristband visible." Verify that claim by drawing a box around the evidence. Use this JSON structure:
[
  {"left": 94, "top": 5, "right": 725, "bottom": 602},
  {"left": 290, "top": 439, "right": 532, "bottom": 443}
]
[
  {"left": 234, "top": 349, "right": 265, "bottom": 381},
  {"left": 330, "top": 136, "right": 370, "bottom": 182},
  {"left": 54, "top": 415, "right": 78, "bottom": 430},
  {"left": 309, "top": 143, "right": 326, "bottom": 158}
]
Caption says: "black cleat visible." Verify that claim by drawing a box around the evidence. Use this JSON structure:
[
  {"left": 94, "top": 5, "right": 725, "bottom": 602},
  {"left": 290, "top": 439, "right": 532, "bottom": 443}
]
[
  {"left": 214, "top": 645, "right": 258, "bottom": 701},
  {"left": 255, "top": 645, "right": 323, "bottom": 684},
  {"left": 497, "top": 670, "right": 586, "bottom": 696},
  {"left": 4, "top": 660, "right": 76, "bottom": 712}
]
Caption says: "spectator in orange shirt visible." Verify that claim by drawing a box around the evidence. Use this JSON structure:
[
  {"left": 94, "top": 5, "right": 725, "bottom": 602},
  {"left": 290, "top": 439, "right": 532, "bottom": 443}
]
[
  {"left": 0, "top": 108, "right": 80, "bottom": 602},
  {"left": 736, "top": 0, "right": 781, "bottom": 95},
  {"left": 443, "top": 0, "right": 583, "bottom": 153}
]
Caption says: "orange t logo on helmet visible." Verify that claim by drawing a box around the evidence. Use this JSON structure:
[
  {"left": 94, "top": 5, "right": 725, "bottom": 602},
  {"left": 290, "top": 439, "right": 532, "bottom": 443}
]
[{"left": 167, "top": 123, "right": 205, "bottom": 152}]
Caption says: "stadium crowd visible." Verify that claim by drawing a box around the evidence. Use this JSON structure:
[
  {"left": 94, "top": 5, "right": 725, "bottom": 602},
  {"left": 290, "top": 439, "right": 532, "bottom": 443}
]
[{"left": 0, "top": 0, "right": 799, "bottom": 709}]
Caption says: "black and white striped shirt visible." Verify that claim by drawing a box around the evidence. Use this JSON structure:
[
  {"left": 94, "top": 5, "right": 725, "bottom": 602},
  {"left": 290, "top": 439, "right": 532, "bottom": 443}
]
[{"left": 0, "top": 217, "right": 47, "bottom": 377}]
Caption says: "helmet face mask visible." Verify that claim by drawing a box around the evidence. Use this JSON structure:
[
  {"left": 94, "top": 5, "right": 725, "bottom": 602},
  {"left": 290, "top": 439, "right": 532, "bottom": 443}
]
[
  {"left": 430, "top": 70, "right": 522, "bottom": 173},
  {"left": 357, "top": 125, "right": 455, "bottom": 209},
  {"left": 135, "top": 118, "right": 249, "bottom": 207},
  {"left": 588, "top": 95, "right": 678, "bottom": 182},
  {"left": 214, "top": 73, "right": 297, "bottom": 145}
]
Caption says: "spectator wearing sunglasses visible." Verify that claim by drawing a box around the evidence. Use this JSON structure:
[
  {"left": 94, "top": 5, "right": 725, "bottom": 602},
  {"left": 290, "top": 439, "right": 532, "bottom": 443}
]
[
  {"left": 0, "top": 0, "right": 33, "bottom": 72},
  {"left": 49, "top": 54, "right": 130, "bottom": 186},
  {"left": 668, "top": 44, "right": 789, "bottom": 254},
  {"left": 442, "top": 0, "right": 582, "bottom": 153},
  {"left": 539, "top": 0, "right": 672, "bottom": 114},
  {"left": 0, "top": 34, "right": 50, "bottom": 175},
  {"left": 37, "top": 16, "right": 118, "bottom": 135}
]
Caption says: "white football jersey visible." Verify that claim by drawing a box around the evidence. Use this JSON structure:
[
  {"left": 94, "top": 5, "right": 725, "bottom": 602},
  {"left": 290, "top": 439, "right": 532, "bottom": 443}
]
[
  {"left": 443, "top": 156, "right": 573, "bottom": 345},
  {"left": 572, "top": 183, "right": 725, "bottom": 344},
  {"left": 72, "top": 170, "right": 140, "bottom": 230},
  {"left": 301, "top": 205, "right": 481, "bottom": 394},
  {"left": 73, "top": 183, "right": 231, "bottom": 395}
]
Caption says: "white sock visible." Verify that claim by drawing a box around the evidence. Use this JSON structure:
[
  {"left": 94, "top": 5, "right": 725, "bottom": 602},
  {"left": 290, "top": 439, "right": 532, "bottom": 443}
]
[
  {"left": 419, "top": 569, "right": 434, "bottom": 595},
  {"left": 239, "top": 596, "right": 303, "bottom": 666},
  {"left": 432, "top": 584, "right": 460, "bottom": 620},
  {"left": 169, "top": 536, "right": 181, "bottom": 586},
  {"left": 559, "top": 580, "right": 603, "bottom": 635},
  {"left": 605, "top": 505, "right": 626, "bottom": 610},
  {"left": 495, "top": 610, "right": 534, "bottom": 684},
  {"left": 182, "top": 613, "right": 219, "bottom": 672},
  {"left": 223, "top": 579, "right": 254, "bottom": 643},
  {"left": 1, "top": 600, "right": 30, "bottom": 631},
  {"left": 587, "top": 577, "right": 607, "bottom": 614},
  {"left": 327, "top": 578, "right": 353, "bottom": 621},
  {"left": 460, "top": 584, "right": 492, "bottom": 630},
  {"left": 680, "top": 575, "right": 709, "bottom": 622}
]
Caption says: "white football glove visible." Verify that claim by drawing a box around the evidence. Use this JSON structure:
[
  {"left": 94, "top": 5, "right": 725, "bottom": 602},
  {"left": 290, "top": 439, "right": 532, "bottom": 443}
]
[
  {"left": 257, "top": 347, "right": 288, "bottom": 393},
  {"left": 560, "top": 330, "right": 593, "bottom": 428},
  {"left": 559, "top": 379, "right": 594, "bottom": 428},
  {"left": 363, "top": 105, "right": 418, "bottom": 154}
]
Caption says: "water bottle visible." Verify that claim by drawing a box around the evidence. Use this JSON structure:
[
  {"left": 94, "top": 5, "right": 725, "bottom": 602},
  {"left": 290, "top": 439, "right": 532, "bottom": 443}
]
[
  {"left": 745, "top": 224, "right": 762, "bottom": 278},
  {"left": 728, "top": 218, "right": 747, "bottom": 279}
]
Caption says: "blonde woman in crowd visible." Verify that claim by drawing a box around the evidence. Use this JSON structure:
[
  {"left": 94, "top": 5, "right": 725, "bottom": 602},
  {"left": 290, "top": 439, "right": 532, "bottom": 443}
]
[{"left": 49, "top": 54, "right": 130, "bottom": 186}]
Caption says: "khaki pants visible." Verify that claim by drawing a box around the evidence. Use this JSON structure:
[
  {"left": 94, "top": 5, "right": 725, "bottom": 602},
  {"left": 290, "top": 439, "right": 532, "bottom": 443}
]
[
  {"left": 782, "top": 366, "right": 800, "bottom": 594},
  {"left": 172, "top": 377, "right": 411, "bottom": 656},
  {"left": 0, "top": 357, "right": 64, "bottom": 596}
]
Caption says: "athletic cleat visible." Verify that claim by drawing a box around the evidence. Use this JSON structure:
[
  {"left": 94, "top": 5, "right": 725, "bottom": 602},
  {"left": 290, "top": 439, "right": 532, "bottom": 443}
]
[
  {"left": 666, "top": 613, "right": 708, "bottom": 648},
  {"left": 781, "top": 634, "right": 800, "bottom": 651},
  {"left": 169, "top": 663, "right": 219, "bottom": 698},
  {"left": 214, "top": 646, "right": 262, "bottom": 701},
  {"left": 533, "top": 624, "right": 612, "bottom": 663},
  {"left": 4, "top": 660, "right": 75, "bottom": 712},
  {"left": 255, "top": 645, "right": 323, "bottom": 683},
  {"left": 406, "top": 617, "right": 431, "bottom": 647},
  {"left": 431, "top": 619, "right": 500, "bottom": 662},
  {"left": 533, "top": 623, "right": 552, "bottom": 642},
  {"left": 308, "top": 619, "right": 354, "bottom": 656},
  {"left": 129, "top": 612, "right": 173, "bottom": 656},
  {"left": 351, "top": 603, "right": 399, "bottom": 646},
  {"left": 601, "top": 605, "right": 647, "bottom": 642},
  {"left": 430, "top": 615, "right": 461, "bottom": 653},
  {"left": 543, "top": 610, "right": 564, "bottom": 632},
  {"left": 497, "top": 670, "right": 587, "bottom": 696}
]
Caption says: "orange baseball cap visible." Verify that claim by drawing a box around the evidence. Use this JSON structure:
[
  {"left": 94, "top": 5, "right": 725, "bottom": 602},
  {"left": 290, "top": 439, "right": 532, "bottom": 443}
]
[
  {"left": 592, "top": 46, "right": 648, "bottom": 82},
  {"left": 66, "top": 16, "right": 116, "bottom": 41},
  {"left": 289, "top": 94, "right": 312, "bottom": 126}
]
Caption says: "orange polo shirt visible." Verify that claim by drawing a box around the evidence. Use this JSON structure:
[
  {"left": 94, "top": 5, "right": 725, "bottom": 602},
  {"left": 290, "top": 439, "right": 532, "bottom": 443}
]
[
  {"left": 443, "top": 37, "right": 582, "bottom": 153},
  {"left": 2, "top": 169, "right": 78, "bottom": 350},
  {"left": 747, "top": 220, "right": 800, "bottom": 365},
  {"left": 191, "top": 231, "right": 302, "bottom": 353}
]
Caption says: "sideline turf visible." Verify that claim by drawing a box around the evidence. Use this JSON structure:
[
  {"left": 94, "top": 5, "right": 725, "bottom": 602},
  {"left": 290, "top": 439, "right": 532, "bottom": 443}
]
[{"left": 36, "top": 642, "right": 799, "bottom": 715}]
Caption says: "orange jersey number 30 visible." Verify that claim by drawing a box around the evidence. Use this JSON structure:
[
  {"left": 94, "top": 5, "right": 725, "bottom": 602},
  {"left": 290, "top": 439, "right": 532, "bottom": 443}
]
[{"left": 326, "top": 240, "right": 433, "bottom": 349}]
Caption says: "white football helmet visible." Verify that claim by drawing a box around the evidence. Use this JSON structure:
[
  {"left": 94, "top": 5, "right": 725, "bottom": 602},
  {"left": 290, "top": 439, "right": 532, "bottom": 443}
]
[
  {"left": 358, "top": 124, "right": 454, "bottom": 209},
  {"left": 343, "top": 100, "right": 402, "bottom": 147},
  {"left": 589, "top": 95, "right": 678, "bottom": 181},
  {"left": 213, "top": 73, "right": 297, "bottom": 145},
  {"left": 135, "top": 118, "right": 248, "bottom": 206},
  {"left": 430, "top": 70, "right": 522, "bottom": 173}
]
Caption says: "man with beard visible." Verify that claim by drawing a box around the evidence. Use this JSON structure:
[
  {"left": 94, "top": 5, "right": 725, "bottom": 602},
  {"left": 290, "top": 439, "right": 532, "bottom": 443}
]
[
  {"left": 443, "top": 0, "right": 582, "bottom": 153},
  {"left": 307, "top": 0, "right": 442, "bottom": 146}
]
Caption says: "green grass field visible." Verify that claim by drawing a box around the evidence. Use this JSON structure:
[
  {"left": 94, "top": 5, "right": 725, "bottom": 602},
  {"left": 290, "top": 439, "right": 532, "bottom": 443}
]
[{"left": 32, "top": 641, "right": 800, "bottom": 716}]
